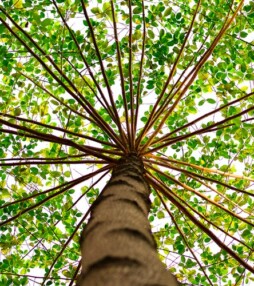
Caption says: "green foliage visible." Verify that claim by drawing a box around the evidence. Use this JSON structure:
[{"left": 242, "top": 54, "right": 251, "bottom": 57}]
[{"left": 0, "top": 0, "right": 254, "bottom": 285}]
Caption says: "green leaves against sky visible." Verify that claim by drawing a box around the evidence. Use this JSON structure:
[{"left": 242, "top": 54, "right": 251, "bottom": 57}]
[{"left": 0, "top": 0, "right": 254, "bottom": 285}]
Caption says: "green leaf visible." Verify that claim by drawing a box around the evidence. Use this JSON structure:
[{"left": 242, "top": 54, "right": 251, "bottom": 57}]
[
  {"left": 240, "top": 31, "right": 248, "bottom": 38},
  {"left": 133, "top": 7, "right": 142, "bottom": 14},
  {"left": 154, "top": 197, "right": 161, "bottom": 206},
  {"left": 91, "top": 7, "right": 101, "bottom": 14},
  {"left": 176, "top": 244, "right": 185, "bottom": 254},
  {"left": 64, "top": 171, "right": 71, "bottom": 177},
  {"left": 207, "top": 98, "right": 216, "bottom": 104},
  {"left": 164, "top": 7, "right": 172, "bottom": 17},
  {"left": 188, "top": 106, "right": 197, "bottom": 114},
  {"left": 198, "top": 99, "right": 205, "bottom": 106},
  {"left": 148, "top": 29, "right": 155, "bottom": 38},
  {"left": 242, "top": 229, "right": 251, "bottom": 238},
  {"left": 14, "top": 107, "right": 21, "bottom": 116},
  {"left": 157, "top": 211, "right": 165, "bottom": 219},
  {"left": 30, "top": 167, "right": 39, "bottom": 175},
  {"left": 68, "top": 99, "right": 75, "bottom": 104},
  {"left": 51, "top": 171, "right": 61, "bottom": 178},
  {"left": 176, "top": 12, "right": 182, "bottom": 20},
  {"left": 0, "top": 188, "right": 10, "bottom": 199}
]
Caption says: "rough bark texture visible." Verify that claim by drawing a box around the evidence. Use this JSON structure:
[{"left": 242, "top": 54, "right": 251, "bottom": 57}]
[{"left": 78, "top": 154, "right": 179, "bottom": 286}]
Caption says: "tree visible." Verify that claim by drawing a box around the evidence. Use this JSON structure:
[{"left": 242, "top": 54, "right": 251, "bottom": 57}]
[{"left": 0, "top": 0, "right": 254, "bottom": 285}]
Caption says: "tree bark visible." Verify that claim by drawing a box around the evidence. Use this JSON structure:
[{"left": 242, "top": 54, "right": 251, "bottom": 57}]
[{"left": 78, "top": 154, "right": 178, "bottom": 286}]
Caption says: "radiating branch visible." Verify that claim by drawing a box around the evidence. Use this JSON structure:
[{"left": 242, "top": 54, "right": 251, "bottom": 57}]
[
  {"left": 52, "top": 0, "right": 119, "bottom": 125},
  {"left": 134, "top": 0, "right": 146, "bottom": 138},
  {"left": 80, "top": 0, "right": 126, "bottom": 148},
  {"left": 0, "top": 10, "right": 125, "bottom": 150},
  {"left": 68, "top": 261, "right": 81, "bottom": 286},
  {"left": 0, "top": 154, "right": 89, "bottom": 162},
  {"left": 188, "top": 174, "right": 254, "bottom": 217},
  {"left": 146, "top": 171, "right": 253, "bottom": 251},
  {"left": 110, "top": 0, "right": 130, "bottom": 148},
  {"left": 146, "top": 173, "right": 254, "bottom": 273},
  {"left": 0, "top": 118, "right": 120, "bottom": 161},
  {"left": 68, "top": 170, "right": 110, "bottom": 211},
  {"left": 17, "top": 71, "right": 96, "bottom": 124},
  {"left": 0, "top": 165, "right": 113, "bottom": 224},
  {"left": 128, "top": 0, "right": 134, "bottom": 149},
  {"left": 0, "top": 112, "right": 117, "bottom": 148},
  {"left": 41, "top": 205, "right": 93, "bottom": 285},
  {"left": 150, "top": 91, "right": 254, "bottom": 147},
  {"left": 0, "top": 159, "right": 108, "bottom": 167},
  {"left": 150, "top": 154, "right": 254, "bottom": 182},
  {"left": 0, "top": 272, "right": 72, "bottom": 281},
  {"left": 146, "top": 103, "right": 254, "bottom": 154},
  {"left": 144, "top": 157, "right": 254, "bottom": 198},
  {"left": 139, "top": 0, "right": 244, "bottom": 153},
  {"left": 146, "top": 162, "right": 254, "bottom": 228},
  {"left": 135, "top": 0, "right": 201, "bottom": 149},
  {"left": 156, "top": 190, "right": 213, "bottom": 286}
]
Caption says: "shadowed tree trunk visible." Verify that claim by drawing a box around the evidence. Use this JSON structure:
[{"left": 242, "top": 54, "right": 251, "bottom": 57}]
[{"left": 78, "top": 154, "right": 179, "bottom": 286}]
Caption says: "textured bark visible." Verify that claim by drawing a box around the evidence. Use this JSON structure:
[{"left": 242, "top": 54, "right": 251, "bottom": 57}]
[{"left": 78, "top": 155, "right": 178, "bottom": 286}]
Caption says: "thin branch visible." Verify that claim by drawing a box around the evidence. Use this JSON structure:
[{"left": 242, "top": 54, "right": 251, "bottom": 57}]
[
  {"left": 68, "top": 170, "right": 110, "bottom": 211},
  {"left": 0, "top": 159, "right": 108, "bottom": 167},
  {"left": 0, "top": 164, "right": 113, "bottom": 227},
  {"left": 188, "top": 174, "right": 254, "bottom": 217},
  {"left": 146, "top": 173, "right": 254, "bottom": 273},
  {"left": 0, "top": 154, "right": 89, "bottom": 162},
  {"left": 63, "top": 56, "right": 116, "bottom": 121},
  {"left": 110, "top": 0, "right": 129, "bottom": 148},
  {"left": 151, "top": 91, "right": 254, "bottom": 147},
  {"left": 128, "top": 0, "right": 134, "bottom": 149},
  {"left": 80, "top": 0, "right": 126, "bottom": 149},
  {"left": 0, "top": 165, "right": 112, "bottom": 210},
  {"left": 0, "top": 272, "right": 72, "bottom": 281},
  {"left": 0, "top": 118, "right": 120, "bottom": 160},
  {"left": 0, "top": 11, "right": 125, "bottom": 150},
  {"left": 146, "top": 103, "right": 254, "bottom": 154},
  {"left": 135, "top": 0, "right": 201, "bottom": 149},
  {"left": 68, "top": 261, "right": 81, "bottom": 286},
  {"left": 144, "top": 157, "right": 254, "bottom": 198},
  {"left": 146, "top": 171, "right": 253, "bottom": 251},
  {"left": 134, "top": 0, "right": 146, "bottom": 137},
  {"left": 0, "top": 112, "right": 117, "bottom": 148},
  {"left": 18, "top": 71, "right": 96, "bottom": 124},
  {"left": 156, "top": 190, "right": 213, "bottom": 286},
  {"left": 139, "top": 0, "right": 244, "bottom": 153},
  {"left": 150, "top": 154, "right": 254, "bottom": 182},
  {"left": 146, "top": 162, "right": 254, "bottom": 228},
  {"left": 41, "top": 205, "right": 93, "bottom": 284},
  {"left": 52, "top": 0, "right": 119, "bottom": 125}
]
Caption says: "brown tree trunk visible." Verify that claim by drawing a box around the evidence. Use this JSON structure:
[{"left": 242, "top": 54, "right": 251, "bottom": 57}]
[{"left": 78, "top": 154, "right": 178, "bottom": 286}]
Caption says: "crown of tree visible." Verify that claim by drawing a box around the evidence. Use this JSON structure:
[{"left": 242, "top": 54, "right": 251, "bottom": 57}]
[{"left": 0, "top": 0, "right": 254, "bottom": 285}]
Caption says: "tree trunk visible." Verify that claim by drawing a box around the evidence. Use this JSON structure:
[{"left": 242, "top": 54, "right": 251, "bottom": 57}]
[{"left": 78, "top": 154, "right": 178, "bottom": 286}]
